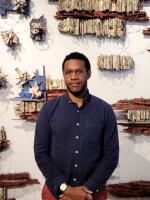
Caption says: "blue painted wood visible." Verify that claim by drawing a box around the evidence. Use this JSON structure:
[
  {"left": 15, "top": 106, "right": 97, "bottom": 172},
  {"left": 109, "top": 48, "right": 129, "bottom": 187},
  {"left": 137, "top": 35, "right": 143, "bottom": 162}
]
[{"left": 0, "top": 0, "right": 30, "bottom": 16}]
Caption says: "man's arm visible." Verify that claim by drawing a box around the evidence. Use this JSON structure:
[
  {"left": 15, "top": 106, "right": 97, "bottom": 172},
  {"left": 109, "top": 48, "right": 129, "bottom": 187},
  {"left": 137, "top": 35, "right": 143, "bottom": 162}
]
[
  {"left": 83, "top": 105, "right": 119, "bottom": 194},
  {"left": 34, "top": 104, "right": 67, "bottom": 193}
]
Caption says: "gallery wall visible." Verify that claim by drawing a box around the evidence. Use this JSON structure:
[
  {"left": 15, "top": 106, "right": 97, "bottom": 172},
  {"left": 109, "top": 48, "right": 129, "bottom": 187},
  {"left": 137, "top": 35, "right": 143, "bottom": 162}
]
[{"left": 0, "top": 0, "right": 150, "bottom": 199}]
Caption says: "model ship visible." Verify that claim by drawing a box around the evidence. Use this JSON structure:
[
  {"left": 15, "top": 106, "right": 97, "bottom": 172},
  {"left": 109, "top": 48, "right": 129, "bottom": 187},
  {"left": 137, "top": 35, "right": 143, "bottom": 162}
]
[
  {"left": 107, "top": 180, "right": 150, "bottom": 198},
  {"left": 12, "top": 66, "right": 66, "bottom": 121},
  {"left": 0, "top": 126, "right": 9, "bottom": 152},
  {"left": 112, "top": 98, "right": 150, "bottom": 135}
]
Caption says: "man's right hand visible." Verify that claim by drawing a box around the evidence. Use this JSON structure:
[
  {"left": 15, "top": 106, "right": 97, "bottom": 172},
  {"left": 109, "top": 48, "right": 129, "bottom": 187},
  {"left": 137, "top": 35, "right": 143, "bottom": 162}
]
[{"left": 59, "top": 186, "right": 93, "bottom": 200}]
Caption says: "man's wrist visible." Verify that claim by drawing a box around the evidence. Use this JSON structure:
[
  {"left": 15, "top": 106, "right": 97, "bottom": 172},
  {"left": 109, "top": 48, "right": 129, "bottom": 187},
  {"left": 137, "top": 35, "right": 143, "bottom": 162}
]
[{"left": 59, "top": 182, "right": 68, "bottom": 192}]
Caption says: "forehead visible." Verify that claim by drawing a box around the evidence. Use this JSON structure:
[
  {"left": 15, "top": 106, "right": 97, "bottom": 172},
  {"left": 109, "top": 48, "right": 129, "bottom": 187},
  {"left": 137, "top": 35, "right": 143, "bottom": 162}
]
[{"left": 64, "top": 59, "right": 85, "bottom": 69}]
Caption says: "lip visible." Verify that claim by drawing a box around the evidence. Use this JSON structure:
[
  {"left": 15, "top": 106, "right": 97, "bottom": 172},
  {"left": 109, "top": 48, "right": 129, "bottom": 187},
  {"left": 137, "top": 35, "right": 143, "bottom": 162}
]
[{"left": 70, "top": 83, "right": 80, "bottom": 86}]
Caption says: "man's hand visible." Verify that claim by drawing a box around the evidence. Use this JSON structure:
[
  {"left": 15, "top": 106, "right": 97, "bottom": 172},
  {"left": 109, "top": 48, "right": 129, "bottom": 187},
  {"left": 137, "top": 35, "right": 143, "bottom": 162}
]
[{"left": 59, "top": 186, "right": 93, "bottom": 200}]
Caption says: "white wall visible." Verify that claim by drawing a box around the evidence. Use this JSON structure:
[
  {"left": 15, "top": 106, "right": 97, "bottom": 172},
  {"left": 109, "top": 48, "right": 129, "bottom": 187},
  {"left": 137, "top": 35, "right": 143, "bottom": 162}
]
[{"left": 0, "top": 0, "right": 150, "bottom": 199}]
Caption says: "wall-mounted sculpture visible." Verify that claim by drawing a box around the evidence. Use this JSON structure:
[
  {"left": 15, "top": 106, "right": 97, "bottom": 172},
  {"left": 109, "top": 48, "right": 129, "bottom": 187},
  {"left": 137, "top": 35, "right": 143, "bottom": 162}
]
[
  {"left": 0, "top": 172, "right": 39, "bottom": 187},
  {"left": 97, "top": 55, "right": 134, "bottom": 70},
  {"left": 15, "top": 67, "right": 46, "bottom": 100},
  {"left": 30, "top": 15, "right": 47, "bottom": 41},
  {"left": 0, "top": 0, "right": 30, "bottom": 16},
  {"left": 0, "top": 69, "right": 7, "bottom": 87},
  {"left": 55, "top": 0, "right": 148, "bottom": 37},
  {"left": 107, "top": 180, "right": 150, "bottom": 198},
  {"left": 12, "top": 67, "right": 66, "bottom": 121},
  {"left": 112, "top": 98, "right": 150, "bottom": 135},
  {"left": 58, "top": 18, "right": 125, "bottom": 37},
  {"left": 1, "top": 29, "right": 19, "bottom": 49},
  {"left": 55, "top": 0, "right": 148, "bottom": 21},
  {"left": 0, "top": 172, "right": 39, "bottom": 200},
  {"left": 0, "top": 126, "right": 9, "bottom": 152}
]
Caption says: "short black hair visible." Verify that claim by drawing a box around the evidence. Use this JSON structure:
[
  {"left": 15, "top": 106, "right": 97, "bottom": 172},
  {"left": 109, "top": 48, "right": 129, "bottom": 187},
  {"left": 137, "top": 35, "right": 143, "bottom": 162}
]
[{"left": 62, "top": 52, "right": 91, "bottom": 71}]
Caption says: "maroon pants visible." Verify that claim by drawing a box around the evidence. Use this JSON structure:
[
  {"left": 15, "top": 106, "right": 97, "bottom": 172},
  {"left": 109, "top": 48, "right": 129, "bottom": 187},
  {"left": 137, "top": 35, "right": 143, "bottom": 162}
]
[{"left": 42, "top": 184, "right": 107, "bottom": 200}]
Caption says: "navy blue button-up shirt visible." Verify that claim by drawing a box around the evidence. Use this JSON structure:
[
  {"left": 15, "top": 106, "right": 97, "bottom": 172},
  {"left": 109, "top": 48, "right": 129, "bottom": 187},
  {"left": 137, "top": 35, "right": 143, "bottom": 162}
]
[{"left": 34, "top": 92, "right": 119, "bottom": 198}]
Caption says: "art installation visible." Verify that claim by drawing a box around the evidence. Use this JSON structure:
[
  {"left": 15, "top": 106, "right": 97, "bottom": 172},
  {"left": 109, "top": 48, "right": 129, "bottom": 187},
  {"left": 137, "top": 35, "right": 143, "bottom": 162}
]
[
  {"left": 55, "top": 0, "right": 148, "bottom": 22},
  {"left": 0, "top": 126, "right": 40, "bottom": 200},
  {"left": 30, "top": 15, "right": 47, "bottom": 41},
  {"left": 55, "top": 0, "right": 149, "bottom": 38},
  {"left": 15, "top": 67, "right": 46, "bottom": 100},
  {"left": 0, "top": 172, "right": 39, "bottom": 188},
  {"left": 0, "top": 0, "right": 30, "bottom": 16},
  {"left": 97, "top": 55, "right": 134, "bottom": 70},
  {"left": 0, "top": 172, "right": 39, "bottom": 200},
  {"left": 0, "top": 126, "right": 9, "bottom": 152},
  {"left": 0, "top": 69, "right": 7, "bottom": 87},
  {"left": 107, "top": 180, "right": 150, "bottom": 197},
  {"left": 12, "top": 67, "right": 66, "bottom": 121},
  {"left": 1, "top": 29, "right": 19, "bottom": 49},
  {"left": 58, "top": 0, "right": 140, "bottom": 13},
  {"left": 58, "top": 18, "right": 125, "bottom": 37},
  {"left": 112, "top": 98, "right": 150, "bottom": 135}
]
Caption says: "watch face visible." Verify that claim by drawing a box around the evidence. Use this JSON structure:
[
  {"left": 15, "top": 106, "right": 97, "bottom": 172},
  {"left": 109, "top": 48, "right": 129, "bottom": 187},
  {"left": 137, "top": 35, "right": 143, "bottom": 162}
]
[{"left": 60, "top": 183, "right": 67, "bottom": 191}]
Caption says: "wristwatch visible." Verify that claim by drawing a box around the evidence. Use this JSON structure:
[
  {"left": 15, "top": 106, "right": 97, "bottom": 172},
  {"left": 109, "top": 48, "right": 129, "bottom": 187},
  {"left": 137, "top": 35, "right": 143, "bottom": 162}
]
[{"left": 60, "top": 182, "right": 68, "bottom": 192}]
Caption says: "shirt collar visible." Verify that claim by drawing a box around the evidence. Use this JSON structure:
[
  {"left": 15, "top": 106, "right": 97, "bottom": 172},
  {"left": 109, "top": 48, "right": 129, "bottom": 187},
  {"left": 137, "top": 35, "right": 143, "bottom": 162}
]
[{"left": 64, "top": 90, "right": 91, "bottom": 105}]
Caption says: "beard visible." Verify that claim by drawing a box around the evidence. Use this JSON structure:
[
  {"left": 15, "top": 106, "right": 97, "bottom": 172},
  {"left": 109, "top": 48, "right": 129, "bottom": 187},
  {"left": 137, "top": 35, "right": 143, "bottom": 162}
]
[{"left": 66, "top": 80, "right": 88, "bottom": 97}]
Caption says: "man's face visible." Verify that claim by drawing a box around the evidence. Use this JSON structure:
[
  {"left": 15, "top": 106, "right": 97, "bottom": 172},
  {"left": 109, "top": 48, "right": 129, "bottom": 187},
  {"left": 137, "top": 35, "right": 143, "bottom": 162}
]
[{"left": 63, "top": 59, "right": 91, "bottom": 95}]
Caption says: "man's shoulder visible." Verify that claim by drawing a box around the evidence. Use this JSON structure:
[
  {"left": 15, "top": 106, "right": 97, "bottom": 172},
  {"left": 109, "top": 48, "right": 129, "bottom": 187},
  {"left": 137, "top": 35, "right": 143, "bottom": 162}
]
[{"left": 91, "top": 94, "right": 110, "bottom": 107}]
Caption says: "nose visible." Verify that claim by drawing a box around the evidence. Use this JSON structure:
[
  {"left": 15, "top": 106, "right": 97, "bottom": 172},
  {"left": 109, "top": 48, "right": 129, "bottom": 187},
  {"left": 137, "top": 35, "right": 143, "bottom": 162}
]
[{"left": 70, "top": 71, "right": 79, "bottom": 79}]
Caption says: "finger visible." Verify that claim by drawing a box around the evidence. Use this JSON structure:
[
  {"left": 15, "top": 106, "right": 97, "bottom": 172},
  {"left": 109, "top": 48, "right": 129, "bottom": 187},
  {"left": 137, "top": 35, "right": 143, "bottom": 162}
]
[
  {"left": 59, "top": 194, "right": 64, "bottom": 198},
  {"left": 82, "top": 186, "right": 93, "bottom": 194},
  {"left": 86, "top": 194, "right": 93, "bottom": 200}
]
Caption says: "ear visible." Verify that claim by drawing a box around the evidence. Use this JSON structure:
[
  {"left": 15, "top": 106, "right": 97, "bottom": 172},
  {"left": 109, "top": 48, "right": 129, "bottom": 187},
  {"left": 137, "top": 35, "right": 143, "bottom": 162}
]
[{"left": 87, "top": 70, "right": 91, "bottom": 80}]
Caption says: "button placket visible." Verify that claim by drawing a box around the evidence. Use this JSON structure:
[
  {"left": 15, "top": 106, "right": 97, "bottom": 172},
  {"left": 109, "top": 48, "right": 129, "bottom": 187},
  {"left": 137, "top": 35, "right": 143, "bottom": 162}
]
[{"left": 72, "top": 108, "right": 81, "bottom": 184}]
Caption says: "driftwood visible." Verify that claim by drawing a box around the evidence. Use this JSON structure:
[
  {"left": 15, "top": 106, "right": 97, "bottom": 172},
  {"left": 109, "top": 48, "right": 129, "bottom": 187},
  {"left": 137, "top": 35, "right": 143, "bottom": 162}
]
[
  {"left": 97, "top": 55, "right": 133, "bottom": 70},
  {"left": 55, "top": 10, "right": 149, "bottom": 21},
  {"left": 0, "top": 126, "right": 9, "bottom": 152},
  {"left": 58, "top": 17, "right": 125, "bottom": 37},
  {"left": 46, "top": 89, "right": 66, "bottom": 100},
  {"left": 0, "top": 172, "right": 39, "bottom": 188},
  {"left": 1, "top": 29, "right": 19, "bottom": 48},
  {"left": 30, "top": 15, "right": 47, "bottom": 41},
  {"left": 112, "top": 98, "right": 150, "bottom": 110},
  {"left": 143, "top": 27, "right": 150, "bottom": 35},
  {"left": 58, "top": 0, "right": 141, "bottom": 13},
  {"left": 0, "top": 68, "right": 7, "bottom": 87},
  {"left": 107, "top": 180, "right": 150, "bottom": 197}
]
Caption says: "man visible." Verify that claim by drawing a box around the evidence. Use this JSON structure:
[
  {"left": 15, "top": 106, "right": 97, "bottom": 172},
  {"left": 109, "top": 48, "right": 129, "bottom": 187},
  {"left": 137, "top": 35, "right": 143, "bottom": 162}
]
[{"left": 34, "top": 52, "right": 119, "bottom": 200}]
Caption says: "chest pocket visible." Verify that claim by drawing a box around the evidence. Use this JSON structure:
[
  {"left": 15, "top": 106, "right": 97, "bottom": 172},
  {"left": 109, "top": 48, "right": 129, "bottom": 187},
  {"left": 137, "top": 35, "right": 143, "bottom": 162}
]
[{"left": 86, "top": 126, "right": 104, "bottom": 143}]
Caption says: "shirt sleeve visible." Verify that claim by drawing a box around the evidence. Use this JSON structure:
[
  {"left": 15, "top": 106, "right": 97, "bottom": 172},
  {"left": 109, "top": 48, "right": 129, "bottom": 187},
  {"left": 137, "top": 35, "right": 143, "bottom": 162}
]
[
  {"left": 84, "top": 105, "right": 119, "bottom": 194},
  {"left": 34, "top": 103, "right": 67, "bottom": 193}
]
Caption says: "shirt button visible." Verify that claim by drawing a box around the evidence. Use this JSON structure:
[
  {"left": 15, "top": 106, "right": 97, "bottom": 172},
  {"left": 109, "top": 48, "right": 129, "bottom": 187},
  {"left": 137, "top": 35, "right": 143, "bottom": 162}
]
[
  {"left": 76, "top": 123, "right": 79, "bottom": 126},
  {"left": 96, "top": 189, "right": 99, "bottom": 192},
  {"left": 75, "top": 164, "right": 78, "bottom": 167},
  {"left": 73, "top": 178, "right": 77, "bottom": 181},
  {"left": 76, "top": 136, "right": 79, "bottom": 139},
  {"left": 77, "top": 110, "right": 79, "bottom": 113},
  {"left": 75, "top": 151, "right": 78, "bottom": 154}
]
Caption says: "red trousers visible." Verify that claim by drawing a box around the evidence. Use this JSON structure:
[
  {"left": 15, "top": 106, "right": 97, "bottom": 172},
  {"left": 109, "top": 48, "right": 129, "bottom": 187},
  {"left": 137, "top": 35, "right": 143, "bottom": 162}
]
[{"left": 42, "top": 184, "right": 107, "bottom": 200}]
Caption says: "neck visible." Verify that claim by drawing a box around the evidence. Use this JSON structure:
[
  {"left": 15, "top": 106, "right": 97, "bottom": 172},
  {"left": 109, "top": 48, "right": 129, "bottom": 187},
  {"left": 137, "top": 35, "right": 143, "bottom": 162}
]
[{"left": 67, "top": 88, "right": 88, "bottom": 108}]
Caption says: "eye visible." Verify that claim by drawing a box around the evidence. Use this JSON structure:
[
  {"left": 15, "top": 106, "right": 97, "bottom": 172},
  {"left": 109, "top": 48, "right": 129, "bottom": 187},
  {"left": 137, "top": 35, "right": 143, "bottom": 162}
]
[
  {"left": 76, "top": 69, "right": 84, "bottom": 74},
  {"left": 65, "top": 70, "right": 72, "bottom": 75}
]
